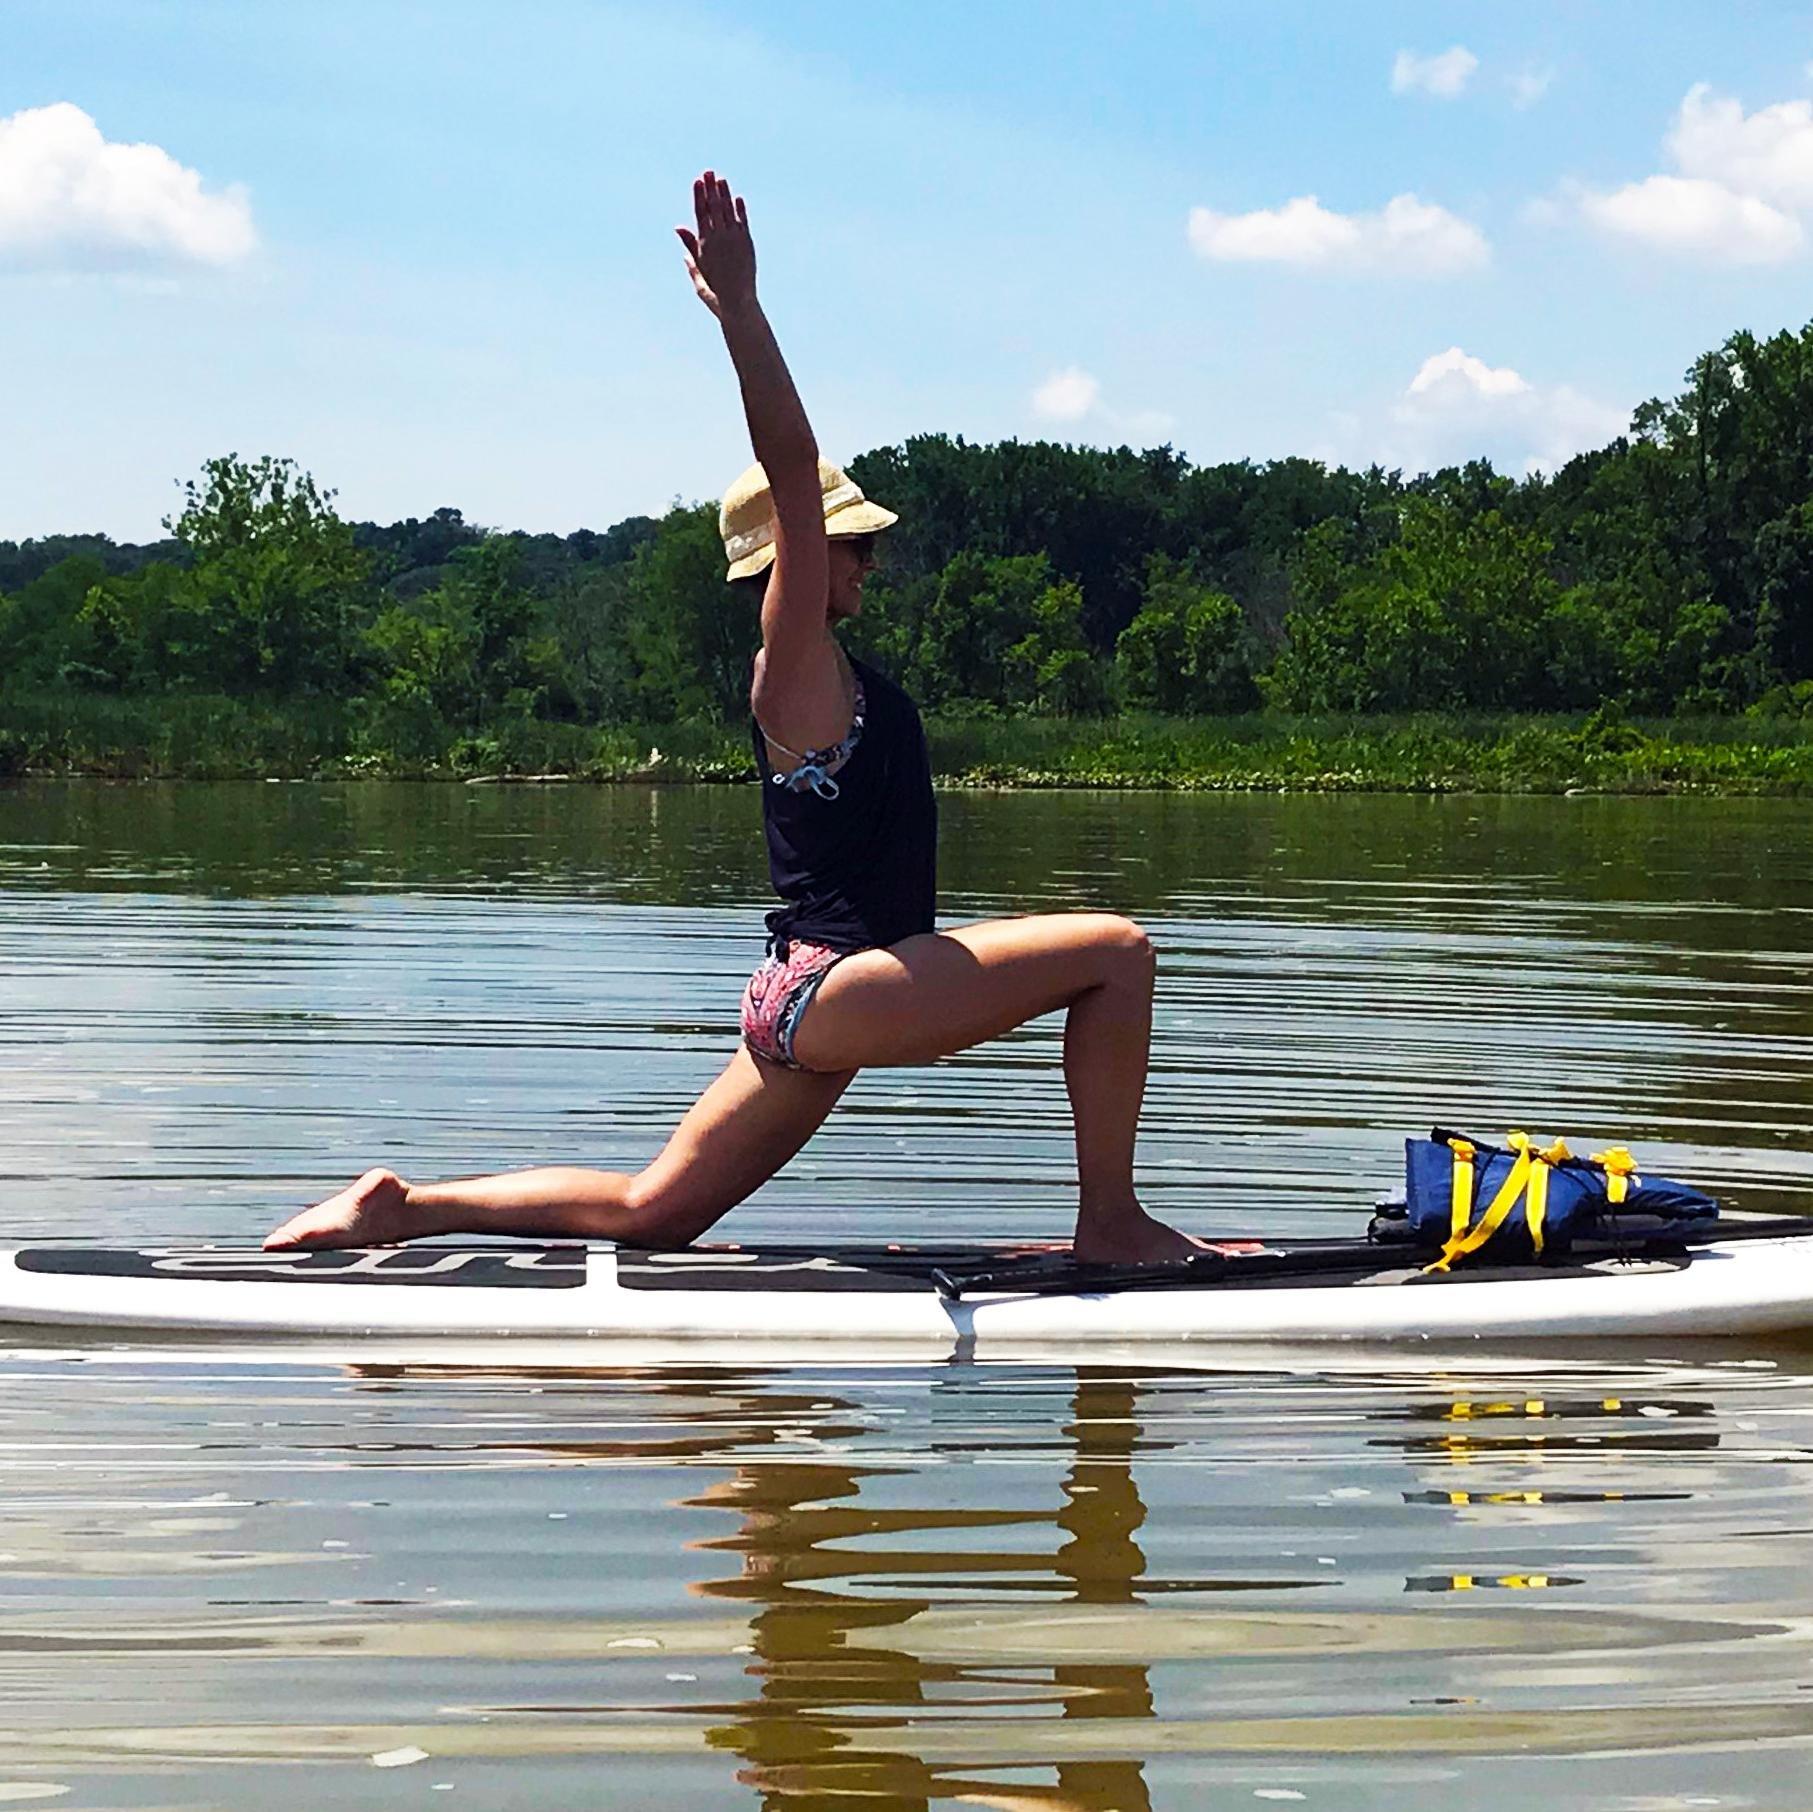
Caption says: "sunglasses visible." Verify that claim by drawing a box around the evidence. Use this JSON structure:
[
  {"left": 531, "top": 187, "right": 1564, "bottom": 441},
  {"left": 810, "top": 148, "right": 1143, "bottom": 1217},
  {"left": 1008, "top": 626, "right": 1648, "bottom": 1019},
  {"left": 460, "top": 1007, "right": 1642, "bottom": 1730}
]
[{"left": 837, "top": 533, "right": 881, "bottom": 563}]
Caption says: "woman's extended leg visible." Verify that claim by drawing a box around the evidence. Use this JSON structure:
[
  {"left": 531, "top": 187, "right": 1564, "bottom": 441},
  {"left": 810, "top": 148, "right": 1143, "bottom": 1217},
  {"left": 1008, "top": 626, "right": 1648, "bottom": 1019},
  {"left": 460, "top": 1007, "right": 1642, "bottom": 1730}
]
[
  {"left": 790, "top": 913, "right": 1195, "bottom": 1264},
  {"left": 263, "top": 1047, "right": 855, "bottom": 1250}
]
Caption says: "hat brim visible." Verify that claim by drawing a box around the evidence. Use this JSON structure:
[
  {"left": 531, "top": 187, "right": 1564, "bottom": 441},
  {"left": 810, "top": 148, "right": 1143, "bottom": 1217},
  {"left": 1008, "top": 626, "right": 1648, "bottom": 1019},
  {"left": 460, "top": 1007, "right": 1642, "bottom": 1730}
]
[
  {"left": 827, "top": 499, "right": 899, "bottom": 540},
  {"left": 725, "top": 502, "right": 900, "bottom": 582}
]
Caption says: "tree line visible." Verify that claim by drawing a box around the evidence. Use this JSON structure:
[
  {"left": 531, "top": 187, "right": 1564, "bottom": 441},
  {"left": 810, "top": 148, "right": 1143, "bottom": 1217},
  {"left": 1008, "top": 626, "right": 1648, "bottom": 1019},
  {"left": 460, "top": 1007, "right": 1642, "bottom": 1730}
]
[{"left": 3, "top": 317, "right": 1810, "bottom": 751}]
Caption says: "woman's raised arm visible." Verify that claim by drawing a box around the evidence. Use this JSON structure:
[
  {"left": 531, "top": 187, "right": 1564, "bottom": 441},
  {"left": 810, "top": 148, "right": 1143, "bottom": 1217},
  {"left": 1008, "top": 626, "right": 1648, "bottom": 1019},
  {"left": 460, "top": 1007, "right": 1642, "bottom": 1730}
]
[{"left": 678, "top": 172, "right": 831, "bottom": 694}]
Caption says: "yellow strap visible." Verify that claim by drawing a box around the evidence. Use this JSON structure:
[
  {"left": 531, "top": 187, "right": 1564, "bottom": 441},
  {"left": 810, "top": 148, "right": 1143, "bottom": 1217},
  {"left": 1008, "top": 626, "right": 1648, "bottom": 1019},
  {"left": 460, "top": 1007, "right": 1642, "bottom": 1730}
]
[
  {"left": 1427, "top": 1141, "right": 1533, "bottom": 1273},
  {"left": 1591, "top": 1145, "right": 1642, "bottom": 1205},
  {"left": 1447, "top": 1138, "right": 1476, "bottom": 1244},
  {"left": 1525, "top": 1159, "right": 1548, "bottom": 1255},
  {"left": 1427, "top": 1131, "right": 1575, "bottom": 1272},
  {"left": 1525, "top": 1136, "right": 1572, "bottom": 1257}
]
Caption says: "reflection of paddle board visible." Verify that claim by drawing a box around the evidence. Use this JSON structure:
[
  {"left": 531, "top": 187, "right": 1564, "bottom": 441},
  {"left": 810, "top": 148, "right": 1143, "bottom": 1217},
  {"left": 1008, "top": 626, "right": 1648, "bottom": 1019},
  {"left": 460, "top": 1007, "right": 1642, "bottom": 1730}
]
[{"left": 3, "top": 1229, "right": 1813, "bottom": 1344}]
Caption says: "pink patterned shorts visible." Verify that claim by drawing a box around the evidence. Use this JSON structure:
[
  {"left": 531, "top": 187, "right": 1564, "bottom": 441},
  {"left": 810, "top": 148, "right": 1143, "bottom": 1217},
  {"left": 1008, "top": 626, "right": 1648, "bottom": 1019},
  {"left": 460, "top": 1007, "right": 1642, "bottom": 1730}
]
[{"left": 740, "top": 940, "right": 854, "bottom": 1070}]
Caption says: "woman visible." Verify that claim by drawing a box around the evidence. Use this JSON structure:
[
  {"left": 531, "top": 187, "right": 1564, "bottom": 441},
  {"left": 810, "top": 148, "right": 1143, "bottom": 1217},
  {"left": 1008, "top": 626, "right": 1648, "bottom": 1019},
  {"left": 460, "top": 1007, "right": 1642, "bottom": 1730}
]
[{"left": 265, "top": 172, "right": 1194, "bottom": 1265}]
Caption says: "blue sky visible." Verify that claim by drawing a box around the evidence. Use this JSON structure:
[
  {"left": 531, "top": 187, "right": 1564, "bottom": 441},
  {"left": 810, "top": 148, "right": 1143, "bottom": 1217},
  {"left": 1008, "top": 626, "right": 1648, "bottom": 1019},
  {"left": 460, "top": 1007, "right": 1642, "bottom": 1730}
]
[{"left": 4, "top": 0, "right": 1812, "bottom": 542}]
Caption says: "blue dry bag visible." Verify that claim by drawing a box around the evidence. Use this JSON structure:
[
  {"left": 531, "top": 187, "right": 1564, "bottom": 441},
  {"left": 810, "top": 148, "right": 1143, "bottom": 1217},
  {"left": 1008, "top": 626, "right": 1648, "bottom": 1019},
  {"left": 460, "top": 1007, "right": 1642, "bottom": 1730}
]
[{"left": 1406, "top": 1129, "right": 1718, "bottom": 1270}]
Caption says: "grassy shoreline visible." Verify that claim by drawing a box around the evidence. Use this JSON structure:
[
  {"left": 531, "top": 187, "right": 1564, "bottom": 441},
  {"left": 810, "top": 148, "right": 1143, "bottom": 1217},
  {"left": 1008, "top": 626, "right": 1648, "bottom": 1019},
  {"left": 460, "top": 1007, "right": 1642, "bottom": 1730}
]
[{"left": 2, "top": 691, "right": 1810, "bottom": 794}]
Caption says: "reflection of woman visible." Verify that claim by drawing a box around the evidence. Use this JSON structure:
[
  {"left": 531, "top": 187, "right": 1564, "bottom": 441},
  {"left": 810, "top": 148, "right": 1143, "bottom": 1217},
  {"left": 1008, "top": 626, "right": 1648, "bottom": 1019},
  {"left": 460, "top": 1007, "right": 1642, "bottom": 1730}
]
[
  {"left": 266, "top": 171, "right": 1192, "bottom": 1265},
  {"left": 695, "top": 1372, "right": 1157, "bottom": 1810}
]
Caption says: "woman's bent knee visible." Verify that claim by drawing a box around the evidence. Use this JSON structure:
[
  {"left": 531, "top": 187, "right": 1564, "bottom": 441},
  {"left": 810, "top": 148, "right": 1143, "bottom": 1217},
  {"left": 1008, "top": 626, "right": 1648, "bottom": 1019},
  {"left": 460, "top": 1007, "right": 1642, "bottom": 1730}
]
[
  {"left": 1087, "top": 913, "right": 1155, "bottom": 978},
  {"left": 612, "top": 1178, "right": 713, "bottom": 1247}
]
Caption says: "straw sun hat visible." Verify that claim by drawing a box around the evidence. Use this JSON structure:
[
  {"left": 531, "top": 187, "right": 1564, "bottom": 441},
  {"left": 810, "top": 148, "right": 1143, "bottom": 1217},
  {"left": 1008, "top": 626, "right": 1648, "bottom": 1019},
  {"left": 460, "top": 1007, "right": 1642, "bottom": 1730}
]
[{"left": 720, "top": 457, "right": 898, "bottom": 581}]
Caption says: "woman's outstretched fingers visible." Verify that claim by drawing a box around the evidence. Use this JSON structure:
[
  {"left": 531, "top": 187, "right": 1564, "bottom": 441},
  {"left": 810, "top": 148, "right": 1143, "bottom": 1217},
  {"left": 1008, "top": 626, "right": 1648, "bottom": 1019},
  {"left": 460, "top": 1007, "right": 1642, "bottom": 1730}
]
[{"left": 682, "top": 170, "right": 755, "bottom": 316}]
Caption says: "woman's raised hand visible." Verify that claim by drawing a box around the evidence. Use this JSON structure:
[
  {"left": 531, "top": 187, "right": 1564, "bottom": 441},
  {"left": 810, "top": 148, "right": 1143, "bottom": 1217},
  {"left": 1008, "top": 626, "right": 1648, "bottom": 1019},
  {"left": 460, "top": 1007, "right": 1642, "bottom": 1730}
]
[{"left": 677, "top": 170, "right": 756, "bottom": 319}]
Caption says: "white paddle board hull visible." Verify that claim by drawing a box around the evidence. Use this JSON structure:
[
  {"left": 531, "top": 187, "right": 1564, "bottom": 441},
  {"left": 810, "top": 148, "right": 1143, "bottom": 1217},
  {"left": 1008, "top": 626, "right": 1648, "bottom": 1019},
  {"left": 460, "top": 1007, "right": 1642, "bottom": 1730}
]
[{"left": 2, "top": 1237, "right": 1812, "bottom": 1346}]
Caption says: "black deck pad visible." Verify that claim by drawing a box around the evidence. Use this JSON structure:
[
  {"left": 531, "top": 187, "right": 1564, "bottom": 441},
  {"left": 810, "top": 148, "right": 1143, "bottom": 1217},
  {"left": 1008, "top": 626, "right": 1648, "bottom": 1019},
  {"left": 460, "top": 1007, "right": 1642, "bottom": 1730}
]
[
  {"left": 616, "top": 1249, "right": 965, "bottom": 1292},
  {"left": 613, "top": 1241, "right": 1704, "bottom": 1298},
  {"left": 614, "top": 1241, "right": 1354, "bottom": 1294},
  {"left": 15, "top": 1247, "right": 588, "bottom": 1288}
]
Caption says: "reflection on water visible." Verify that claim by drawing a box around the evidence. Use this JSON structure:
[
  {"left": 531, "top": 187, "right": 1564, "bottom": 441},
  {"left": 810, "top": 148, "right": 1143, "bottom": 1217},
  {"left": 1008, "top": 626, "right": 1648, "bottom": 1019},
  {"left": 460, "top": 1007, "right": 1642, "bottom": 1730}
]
[
  {"left": 687, "top": 1377, "right": 1165, "bottom": 1810},
  {"left": 3, "top": 780, "right": 1812, "bottom": 1805},
  {"left": 2, "top": 1353, "right": 1812, "bottom": 1809}
]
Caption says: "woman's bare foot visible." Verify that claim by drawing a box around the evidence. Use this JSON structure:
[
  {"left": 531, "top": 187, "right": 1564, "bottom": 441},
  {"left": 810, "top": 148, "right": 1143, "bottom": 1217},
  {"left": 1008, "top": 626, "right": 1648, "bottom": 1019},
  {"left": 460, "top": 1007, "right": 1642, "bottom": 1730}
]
[
  {"left": 264, "top": 1168, "right": 418, "bottom": 1251},
  {"left": 1072, "top": 1206, "right": 1204, "bottom": 1267}
]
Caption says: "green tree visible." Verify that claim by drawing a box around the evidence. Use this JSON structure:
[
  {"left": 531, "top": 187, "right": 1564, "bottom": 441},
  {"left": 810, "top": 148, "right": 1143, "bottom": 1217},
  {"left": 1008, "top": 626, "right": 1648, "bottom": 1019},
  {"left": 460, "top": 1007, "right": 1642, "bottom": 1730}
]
[
  {"left": 1619, "top": 324, "right": 1813, "bottom": 695},
  {"left": 14, "top": 308, "right": 1813, "bottom": 736},
  {"left": 851, "top": 436, "right": 1183, "bottom": 648},
  {"left": 1543, "top": 582, "right": 1661, "bottom": 710},
  {"left": 442, "top": 537, "right": 550, "bottom": 711},
  {"left": 915, "top": 550, "right": 1107, "bottom": 713},
  {"left": 615, "top": 504, "right": 757, "bottom": 721},
  {"left": 543, "top": 561, "right": 636, "bottom": 720},
  {"left": 1755, "top": 501, "right": 1813, "bottom": 686},
  {"left": 164, "top": 454, "right": 374, "bottom": 693},
  {"left": 0, "top": 532, "right": 184, "bottom": 593},
  {"left": 360, "top": 599, "right": 480, "bottom": 722},
  {"left": 1115, "top": 554, "right": 1261, "bottom": 713},
  {"left": 0, "top": 556, "right": 108, "bottom": 690},
  {"left": 842, "top": 568, "right": 937, "bottom": 689},
  {"left": 1269, "top": 503, "right": 1558, "bottom": 711}
]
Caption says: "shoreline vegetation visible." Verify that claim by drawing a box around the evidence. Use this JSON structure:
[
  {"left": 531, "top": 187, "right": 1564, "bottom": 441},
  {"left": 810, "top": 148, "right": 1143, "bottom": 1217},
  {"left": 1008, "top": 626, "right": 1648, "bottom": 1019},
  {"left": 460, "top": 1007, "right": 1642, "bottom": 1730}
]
[
  {"left": 1, "top": 694, "right": 1809, "bottom": 793},
  {"left": 4, "top": 318, "right": 1811, "bottom": 797}
]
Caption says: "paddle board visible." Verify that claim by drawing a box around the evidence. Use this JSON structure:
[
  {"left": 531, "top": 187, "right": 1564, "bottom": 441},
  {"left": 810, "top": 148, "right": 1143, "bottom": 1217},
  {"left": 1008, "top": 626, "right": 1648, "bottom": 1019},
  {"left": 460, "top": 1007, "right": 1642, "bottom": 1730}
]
[{"left": 3, "top": 1228, "right": 1813, "bottom": 1346}]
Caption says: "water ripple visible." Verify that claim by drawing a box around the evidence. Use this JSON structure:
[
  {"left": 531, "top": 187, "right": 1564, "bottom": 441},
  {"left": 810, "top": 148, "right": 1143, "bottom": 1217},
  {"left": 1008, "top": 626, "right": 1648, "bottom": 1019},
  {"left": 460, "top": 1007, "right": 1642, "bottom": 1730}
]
[{"left": 3, "top": 782, "right": 1811, "bottom": 1806}]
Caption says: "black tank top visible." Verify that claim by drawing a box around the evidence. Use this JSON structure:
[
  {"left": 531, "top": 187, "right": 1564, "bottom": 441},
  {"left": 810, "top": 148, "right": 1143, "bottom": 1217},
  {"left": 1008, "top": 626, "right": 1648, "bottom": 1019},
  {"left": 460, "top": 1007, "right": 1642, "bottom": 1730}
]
[{"left": 753, "top": 654, "right": 937, "bottom": 954}]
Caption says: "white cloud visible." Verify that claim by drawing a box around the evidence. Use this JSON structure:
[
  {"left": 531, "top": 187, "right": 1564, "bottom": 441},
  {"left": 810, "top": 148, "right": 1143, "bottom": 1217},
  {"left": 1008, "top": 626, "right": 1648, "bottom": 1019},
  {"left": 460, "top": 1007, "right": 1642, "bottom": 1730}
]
[
  {"left": 1509, "top": 66, "right": 1555, "bottom": 110},
  {"left": 1031, "top": 366, "right": 1101, "bottom": 422},
  {"left": 1407, "top": 347, "right": 1530, "bottom": 401},
  {"left": 0, "top": 102, "right": 255, "bottom": 273},
  {"left": 1187, "top": 193, "right": 1488, "bottom": 276},
  {"left": 1190, "top": 195, "right": 1358, "bottom": 265},
  {"left": 1563, "top": 84, "right": 1813, "bottom": 264},
  {"left": 1027, "top": 368, "right": 1173, "bottom": 442},
  {"left": 1391, "top": 47, "right": 1479, "bottom": 100},
  {"left": 1316, "top": 348, "right": 1627, "bottom": 478},
  {"left": 1392, "top": 347, "right": 1628, "bottom": 475},
  {"left": 1667, "top": 83, "right": 1813, "bottom": 211},
  {"left": 1577, "top": 173, "right": 1803, "bottom": 264}
]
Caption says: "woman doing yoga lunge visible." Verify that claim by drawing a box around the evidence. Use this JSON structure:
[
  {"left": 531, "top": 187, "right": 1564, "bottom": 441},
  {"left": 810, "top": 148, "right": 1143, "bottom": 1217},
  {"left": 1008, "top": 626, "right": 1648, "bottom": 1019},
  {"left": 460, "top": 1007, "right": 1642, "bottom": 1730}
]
[{"left": 264, "top": 172, "right": 1195, "bottom": 1265}]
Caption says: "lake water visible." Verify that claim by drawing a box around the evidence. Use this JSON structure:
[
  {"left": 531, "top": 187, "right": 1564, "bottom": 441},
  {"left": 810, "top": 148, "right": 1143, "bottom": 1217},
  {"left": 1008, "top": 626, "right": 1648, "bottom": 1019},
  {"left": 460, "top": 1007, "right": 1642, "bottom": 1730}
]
[{"left": 2, "top": 779, "right": 1811, "bottom": 1809}]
